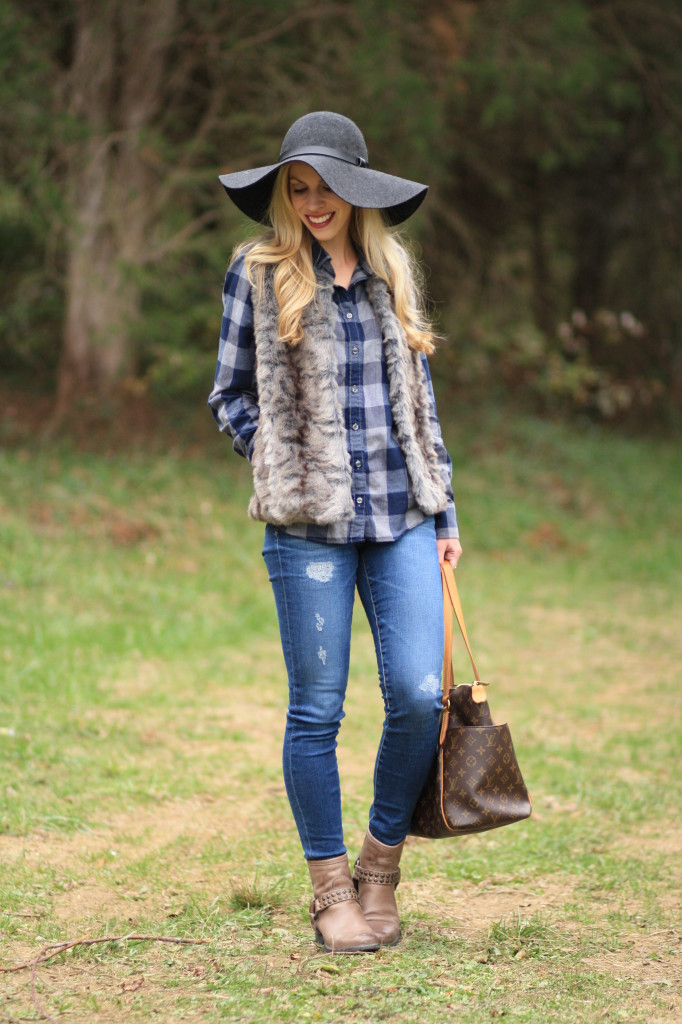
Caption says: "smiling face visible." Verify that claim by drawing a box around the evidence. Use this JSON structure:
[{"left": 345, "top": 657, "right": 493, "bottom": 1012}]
[{"left": 287, "top": 162, "right": 353, "bottom": 252}]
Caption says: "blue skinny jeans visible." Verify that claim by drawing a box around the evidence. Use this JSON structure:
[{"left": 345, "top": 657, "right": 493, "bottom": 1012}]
[{"left": 262, "top": 517, "right": 444, "bottom": 860}]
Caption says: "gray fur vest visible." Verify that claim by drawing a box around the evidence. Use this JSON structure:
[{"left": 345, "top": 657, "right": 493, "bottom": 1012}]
[{"left": 247, "top": 264, "right": 448, "bottom": 526}]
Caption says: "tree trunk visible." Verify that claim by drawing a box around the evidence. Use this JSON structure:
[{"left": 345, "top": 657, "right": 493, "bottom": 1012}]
[
  {"left": 570, "top": 164, "right": 617, "bottom": 317},
  {"left": 56, "top": 228, "right": 140, "bottom": 419},
  {"left": 53, "top": 0, "right": 177, "bottom": 422},
  {"left": 529, "top": 177, "right": 553, "bottom": 337}
]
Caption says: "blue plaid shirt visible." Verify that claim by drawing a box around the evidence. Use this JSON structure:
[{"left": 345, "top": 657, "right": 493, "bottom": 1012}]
[{"left": 208, "top": 243, "right": 458, "bottom": 543}]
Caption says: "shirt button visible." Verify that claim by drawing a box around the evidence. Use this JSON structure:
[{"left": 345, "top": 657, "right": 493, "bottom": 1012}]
[
  {"left": 352, "top": 385, "right": 358, "bottom": 394},
  {"left": 352, "top": 346, "right": 359, "bottom": 355},
  {"left": 355, "top": 459, "right": 362, "bottom": 469},
  {"left": 346, "top": 312, "right": 353, "bottom": 320},
  {"left": 352, "top": 422, "right": 359, "bottom": 431},
  {"left": 356, "top": 496, "right": 363, "bottom": 505}
]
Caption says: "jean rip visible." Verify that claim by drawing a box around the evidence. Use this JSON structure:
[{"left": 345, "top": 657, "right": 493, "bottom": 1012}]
[{"left": 306, "top": 561, "right": 334, "bottom": 583}]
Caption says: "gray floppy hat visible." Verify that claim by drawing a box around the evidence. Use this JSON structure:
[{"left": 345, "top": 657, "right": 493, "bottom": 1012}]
[{"left": 218, "top": 111, "right": 428, "bottom": 226}]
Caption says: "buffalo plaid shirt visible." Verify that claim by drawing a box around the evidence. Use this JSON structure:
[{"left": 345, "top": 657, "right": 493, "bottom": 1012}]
[{"left": 208, "top": 243, "right": 458, "bottom": 544}]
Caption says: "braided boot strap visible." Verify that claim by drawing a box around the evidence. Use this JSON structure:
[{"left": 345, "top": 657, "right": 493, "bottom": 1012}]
[
  {"left": 309, "top": 886, "right": 359, "bottom": 924},
  {"left": 353, "top": 861, "right": 401, "bottom": 887}
]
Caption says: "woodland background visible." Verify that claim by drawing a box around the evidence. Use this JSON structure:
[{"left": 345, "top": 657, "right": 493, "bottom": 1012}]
[{"left": 0, "top": 0, "right": 680, "bottom": 431}]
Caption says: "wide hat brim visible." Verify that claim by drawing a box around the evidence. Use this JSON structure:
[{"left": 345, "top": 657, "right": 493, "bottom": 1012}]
[{"left": 218, "top": 154, "right": 427, "bottom": 227}]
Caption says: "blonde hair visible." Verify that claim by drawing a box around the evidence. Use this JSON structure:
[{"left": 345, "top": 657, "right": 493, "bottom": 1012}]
[{"left": 233, "top": 165, "right": 436, "bottom": 353}]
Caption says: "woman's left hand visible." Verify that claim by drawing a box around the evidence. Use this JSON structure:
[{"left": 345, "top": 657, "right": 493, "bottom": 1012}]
[{"left": 437, "top": 537, "right": 462, "bottom": 569}]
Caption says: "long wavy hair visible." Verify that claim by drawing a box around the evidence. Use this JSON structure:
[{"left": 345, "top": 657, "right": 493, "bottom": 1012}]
[{"left": 233, "top": 164, "right": 436, "bottom": 353}]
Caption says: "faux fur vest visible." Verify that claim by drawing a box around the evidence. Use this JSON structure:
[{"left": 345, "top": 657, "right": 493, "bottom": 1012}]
[{"left": 247, "top": 263, "right": 448, "bottom": 526}]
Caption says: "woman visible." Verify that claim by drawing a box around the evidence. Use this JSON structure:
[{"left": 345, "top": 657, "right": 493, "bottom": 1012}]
[{"left": 209, "top": 112, "right": 462, "bottom": 953}]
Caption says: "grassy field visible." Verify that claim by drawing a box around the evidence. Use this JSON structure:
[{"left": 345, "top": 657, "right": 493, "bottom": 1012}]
[{"left": 1, "top": 408, "right": 680, "bottom": 1022}]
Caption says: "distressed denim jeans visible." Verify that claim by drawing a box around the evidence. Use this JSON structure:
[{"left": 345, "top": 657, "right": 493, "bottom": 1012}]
[{"left": 262, "top": 518, "right": 444, "bottom": 859}]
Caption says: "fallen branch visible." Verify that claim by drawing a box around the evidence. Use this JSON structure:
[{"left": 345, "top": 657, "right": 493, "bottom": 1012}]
[{"left": 1, "top": 932, "right": 209, "bottom": 974}]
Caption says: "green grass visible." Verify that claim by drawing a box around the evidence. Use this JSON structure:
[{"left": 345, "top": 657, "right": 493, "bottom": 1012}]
[{"left": 1, "top": 410, "right": 680, "bottom": 1022}]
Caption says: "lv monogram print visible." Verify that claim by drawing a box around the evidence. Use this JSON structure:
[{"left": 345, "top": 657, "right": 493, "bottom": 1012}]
[{"left": 410, "top": 685, "right": 532, "bottom": 838}]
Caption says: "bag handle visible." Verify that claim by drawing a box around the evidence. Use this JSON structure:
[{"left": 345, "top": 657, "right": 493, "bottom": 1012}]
[
  {"left": 441, "top": 562, "right": 481, "bottom": 686},
  {"left": 439, "top": 562, "right": 484, "bottom": 743}
]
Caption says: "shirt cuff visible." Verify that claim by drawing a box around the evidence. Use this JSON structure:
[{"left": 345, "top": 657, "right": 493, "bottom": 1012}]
[{"left": 434, "top": 504, "right": 458, "bottom": 539}]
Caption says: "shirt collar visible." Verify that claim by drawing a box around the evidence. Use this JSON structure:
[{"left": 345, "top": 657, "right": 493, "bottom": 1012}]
[{"left": 312, "top": 240, "right": 371, "bottom": 285}]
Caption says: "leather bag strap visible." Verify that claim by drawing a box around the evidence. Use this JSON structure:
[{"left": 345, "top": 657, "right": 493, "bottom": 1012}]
[
  {"left": 441, "top": 562, "right": 481, "bottom": 687},
  {"left": 442, "top": 565, "right": 455, "bottom": 693},
  {"left": 438, "top": 562, "right": 483, "bottom": 743}
]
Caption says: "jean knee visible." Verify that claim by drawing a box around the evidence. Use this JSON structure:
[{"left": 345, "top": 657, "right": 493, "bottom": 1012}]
[
  {"left": 287, "top": 683, "right": 346, "bottom": 734},
  {"left": 396, "top": 671, "right": 442, "bottom": 723}
]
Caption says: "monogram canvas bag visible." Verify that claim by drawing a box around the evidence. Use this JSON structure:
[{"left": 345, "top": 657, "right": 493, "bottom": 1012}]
[{"left": 409, "top": 564, "right": 532, "bottom": 839}]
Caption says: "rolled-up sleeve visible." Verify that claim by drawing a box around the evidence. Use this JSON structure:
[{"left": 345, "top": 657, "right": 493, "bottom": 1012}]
[
  {"left": 420, "top": 354, "right": 459, "bottom": 539},
  {"left": 207, "top": 254, "right": 259, "bottom": 460}
]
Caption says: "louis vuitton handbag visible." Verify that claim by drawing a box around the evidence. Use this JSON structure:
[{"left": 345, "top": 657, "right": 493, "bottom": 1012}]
[{"left": 410, "top": 563, "right": 532, "bottom": 838}]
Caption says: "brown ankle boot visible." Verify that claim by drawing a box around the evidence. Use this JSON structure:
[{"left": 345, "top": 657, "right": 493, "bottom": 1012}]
[
  {"left": 352, "top": 830, "right": 404, "bottom": 946},
  {"left": 307, "top": 854, "right": 379, "bottom": 953}
]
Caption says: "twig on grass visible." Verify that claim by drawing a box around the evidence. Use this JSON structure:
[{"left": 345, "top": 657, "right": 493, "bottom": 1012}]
[
  {"left": 30, "top": 960, "right": 58, "bottom": 1024},
  {"left": 1, "top": 932, "right": 210, "bottom": 974},
  {"left": 1, "top": 934, "right": 210, "bottom": 1024}
]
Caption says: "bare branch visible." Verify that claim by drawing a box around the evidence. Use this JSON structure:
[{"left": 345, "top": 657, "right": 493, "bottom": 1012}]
[
  {"left": 222, "top": 2, "right": 348, "bottom": 57},
  {"left": 1, "top": 932, "right": 210, "bottom": 974},
  {"left": 150, "top": 2, "right": 348, "bottom": 214},
  {"left": 142, "top": 208, "right": 223, "bottom": 264},
  {"left": 148, "top": 88, "right": 229, "bottom": 219},
  {"left": 118, "top": 0, "right": 180, "bottom": 129},
  {"left": 597, "top": 7, "right": 682, "bottom": 126}
]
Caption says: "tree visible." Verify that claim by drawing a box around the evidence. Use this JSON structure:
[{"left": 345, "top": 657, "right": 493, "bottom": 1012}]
[
  {"left": 1, "top": 0, "right": 447, "bottom": 421},
  {"left": 2, "top": 0, "right": 679, "bottom": 426},
  {"left": 419, "top": 0, "right": 681, "bottom": 417}
]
